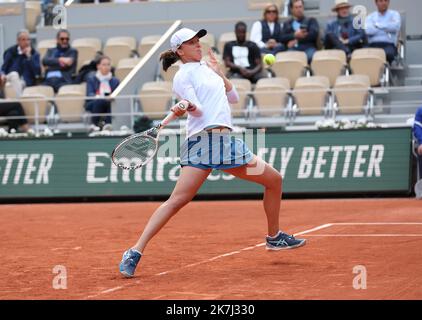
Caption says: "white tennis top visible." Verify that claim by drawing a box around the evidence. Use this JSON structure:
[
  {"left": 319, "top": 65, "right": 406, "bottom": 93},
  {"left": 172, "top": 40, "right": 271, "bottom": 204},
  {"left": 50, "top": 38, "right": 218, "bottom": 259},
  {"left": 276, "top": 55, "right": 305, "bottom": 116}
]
[{"left": 173, "top": 61, "right": 238, "bottom": 138}]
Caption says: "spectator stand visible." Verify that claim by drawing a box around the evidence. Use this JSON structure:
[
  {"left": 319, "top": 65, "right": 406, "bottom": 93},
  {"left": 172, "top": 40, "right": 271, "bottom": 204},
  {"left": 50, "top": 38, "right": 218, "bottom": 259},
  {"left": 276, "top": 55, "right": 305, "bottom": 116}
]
[{"left": 1, "top": 0, "right": 421, "bottom": 141}]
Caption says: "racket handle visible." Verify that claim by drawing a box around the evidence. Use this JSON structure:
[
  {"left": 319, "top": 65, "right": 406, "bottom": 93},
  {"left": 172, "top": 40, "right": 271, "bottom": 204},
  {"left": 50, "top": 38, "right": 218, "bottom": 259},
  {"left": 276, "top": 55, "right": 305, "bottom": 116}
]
[{"left": 160, "top": 101, "right": 188, "bottom": 127}]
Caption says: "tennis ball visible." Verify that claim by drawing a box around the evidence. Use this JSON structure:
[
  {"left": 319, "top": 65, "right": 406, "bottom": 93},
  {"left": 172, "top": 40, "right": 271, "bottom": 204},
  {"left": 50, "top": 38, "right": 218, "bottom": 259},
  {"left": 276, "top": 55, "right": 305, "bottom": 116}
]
[{"left": 263, "top": 53, "right": 276, "bottom": 66}]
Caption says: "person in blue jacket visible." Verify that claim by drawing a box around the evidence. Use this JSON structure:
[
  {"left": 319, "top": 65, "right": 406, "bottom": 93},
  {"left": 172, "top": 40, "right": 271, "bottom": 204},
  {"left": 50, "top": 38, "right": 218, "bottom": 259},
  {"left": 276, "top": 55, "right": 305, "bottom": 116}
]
[
  {"left": 85, "top": 55, "right": 119, "bottom": 127},
  {"left": 0, "top": 30, "right": 41, "bottom": 97},
  {"left": 413, "top": 107, "right": 422, "bottom": 179},
  {"left": 324, "top": 0, "right": 366, "bottom": 59},
  {"left": 42, "top": 29, "right": 78, "bottom": 93},
  {"left": 280, "top": 0, "right": 320, "bottom": 63}
]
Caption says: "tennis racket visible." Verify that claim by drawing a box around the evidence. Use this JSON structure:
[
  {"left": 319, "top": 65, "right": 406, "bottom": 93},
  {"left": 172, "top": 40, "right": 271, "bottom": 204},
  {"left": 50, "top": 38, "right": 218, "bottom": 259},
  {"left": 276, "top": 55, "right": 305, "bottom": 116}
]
[{"left": 111, "top": 101, "right": 187, "bottom": 170}]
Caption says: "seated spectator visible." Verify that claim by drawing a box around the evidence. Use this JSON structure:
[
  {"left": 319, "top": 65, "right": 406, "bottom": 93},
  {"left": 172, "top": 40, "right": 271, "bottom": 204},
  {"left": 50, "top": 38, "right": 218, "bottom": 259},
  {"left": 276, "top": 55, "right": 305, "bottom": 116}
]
[
  {"left": 223, "top": 21, "right": 264, "bottom": 84},
  {"left": 365, "top": 0, "right": 401, "bottom": 64},
  {"left": 0, "top": 30, "right": 41, "bottom": 98},
  {"left": 79, "top": 0, "right": 112, "bottom": 3},
  {"left": 113, "top": 0, "right": 146, "bottom": 3},
  {"left": 324, "top": 0, "right": 366, "bottom": 59},
  {"left": 42, "top": 29, "right": 78, "bottom": 93},
  {"left": 280, "top": 0, "right": 320, "bottom": 63},
  {"left": 0, "top": 99, "right": 29, "bottom": 132},
  {"left": 250, "top": 4, "right": 286, "bottom": 55},
  {"left": 413, "top": 107, "right": 422, "bottom": 180},
  {"left": 85, "top": 56, "right": 120, "bottom": 128},
  {"left": 74, "top": 52, "right": 104, "bottom": 84}
]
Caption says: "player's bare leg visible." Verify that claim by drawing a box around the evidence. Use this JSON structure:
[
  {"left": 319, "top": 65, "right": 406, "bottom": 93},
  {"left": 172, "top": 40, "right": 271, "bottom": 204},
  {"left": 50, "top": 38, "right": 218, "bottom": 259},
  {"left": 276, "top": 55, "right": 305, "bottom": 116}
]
[
  {"left": 132, "top": 166, "right": 211, "bottom": 253},
  {"left": 222, "top": 155, "right": 281, "bottom": 237},
  {"left": 223, "top": 155, "right": 305, "bottom": 250}
]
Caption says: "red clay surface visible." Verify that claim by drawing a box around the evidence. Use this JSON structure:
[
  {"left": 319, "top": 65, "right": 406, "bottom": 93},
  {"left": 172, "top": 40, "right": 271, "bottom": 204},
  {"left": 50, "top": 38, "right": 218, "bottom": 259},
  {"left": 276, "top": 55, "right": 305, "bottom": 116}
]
[{"left": 0, "top": 198, "right": 422, "bottom": 300}]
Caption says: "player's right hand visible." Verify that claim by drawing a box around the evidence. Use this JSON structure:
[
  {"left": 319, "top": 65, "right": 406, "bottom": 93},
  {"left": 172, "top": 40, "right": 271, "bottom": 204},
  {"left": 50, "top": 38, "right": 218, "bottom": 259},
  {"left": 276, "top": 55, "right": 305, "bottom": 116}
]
[{"left": 171, "top": 100, "right": 189, "bottom": 117}]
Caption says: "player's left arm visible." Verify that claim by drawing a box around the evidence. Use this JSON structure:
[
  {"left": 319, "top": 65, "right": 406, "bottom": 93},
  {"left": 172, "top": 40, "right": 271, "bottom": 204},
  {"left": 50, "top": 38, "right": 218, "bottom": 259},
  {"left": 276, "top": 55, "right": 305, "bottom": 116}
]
[{"left": 206, "top": 48, "right": 239, "bottom": 103}]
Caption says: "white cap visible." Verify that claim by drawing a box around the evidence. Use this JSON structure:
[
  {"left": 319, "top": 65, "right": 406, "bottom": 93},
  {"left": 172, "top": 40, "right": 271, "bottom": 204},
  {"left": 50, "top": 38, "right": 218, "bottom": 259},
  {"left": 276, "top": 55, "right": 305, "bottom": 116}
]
[{"left": 170, "top": 28, "right": 207, "bottom": 52}]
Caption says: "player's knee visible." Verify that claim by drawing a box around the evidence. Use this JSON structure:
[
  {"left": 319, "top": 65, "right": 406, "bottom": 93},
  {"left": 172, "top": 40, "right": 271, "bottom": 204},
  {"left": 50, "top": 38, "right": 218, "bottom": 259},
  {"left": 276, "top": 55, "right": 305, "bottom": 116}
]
[
  {"left": 268, "top": 172, "right": 282, "bottom": 190},
  {"left": 167, "top": 196, "right": 191, "bottom": 211}
]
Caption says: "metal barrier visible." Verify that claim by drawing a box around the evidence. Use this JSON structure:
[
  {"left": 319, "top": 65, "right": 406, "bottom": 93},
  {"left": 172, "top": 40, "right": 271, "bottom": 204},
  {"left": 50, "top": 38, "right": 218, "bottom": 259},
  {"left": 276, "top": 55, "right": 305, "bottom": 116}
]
[{"left": 1, "top": 86, "right": 419, "bottom": 135}]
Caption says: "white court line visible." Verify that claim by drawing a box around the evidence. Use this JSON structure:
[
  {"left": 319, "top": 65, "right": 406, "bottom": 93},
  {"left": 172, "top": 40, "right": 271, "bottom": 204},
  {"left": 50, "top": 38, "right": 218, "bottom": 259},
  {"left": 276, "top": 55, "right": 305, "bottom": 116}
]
[
  {"left": 84, "top": 223, "right": 332, "bottom": 299},
  {"left": 84, "top": 222, "right": 422, "bottom": 299},
  {"left": 307, "top": 223, "right": 422, "bottom": 237}
]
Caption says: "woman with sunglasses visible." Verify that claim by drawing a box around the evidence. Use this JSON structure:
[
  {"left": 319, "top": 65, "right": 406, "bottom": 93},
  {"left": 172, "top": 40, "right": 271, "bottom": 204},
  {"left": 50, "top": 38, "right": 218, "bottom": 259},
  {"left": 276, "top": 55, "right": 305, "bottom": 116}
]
[
  {"left": 250, "top": 3, "right": 286, "bottom": 55},
  {"left": 119, "top": 28, "right": 306, "bottom": 278}
]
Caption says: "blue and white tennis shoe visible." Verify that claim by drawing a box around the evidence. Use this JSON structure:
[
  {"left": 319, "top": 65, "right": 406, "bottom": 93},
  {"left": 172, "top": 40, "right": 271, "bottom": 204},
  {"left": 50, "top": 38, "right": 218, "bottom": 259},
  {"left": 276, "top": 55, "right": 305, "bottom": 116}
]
[
  {"left": 266, "top": 231, "right": 306, "bottom": 250},
  {"left": 119, "top": 248, "right": 142, "bottom": 277}
]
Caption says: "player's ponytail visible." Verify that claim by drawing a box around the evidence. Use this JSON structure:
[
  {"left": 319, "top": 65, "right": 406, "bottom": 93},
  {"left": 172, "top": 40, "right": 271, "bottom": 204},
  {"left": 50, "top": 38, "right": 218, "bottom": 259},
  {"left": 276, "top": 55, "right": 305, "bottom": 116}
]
[{"left": 160, "top": 49, "right": 179, "bottom": 72}]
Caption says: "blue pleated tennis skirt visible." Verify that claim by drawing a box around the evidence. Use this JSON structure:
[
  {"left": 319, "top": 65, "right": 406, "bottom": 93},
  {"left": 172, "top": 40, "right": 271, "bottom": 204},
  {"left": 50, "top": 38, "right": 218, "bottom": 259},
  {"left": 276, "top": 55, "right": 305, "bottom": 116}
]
[{"left": 180, "top": 130, "right": 254, "bottom": 170}]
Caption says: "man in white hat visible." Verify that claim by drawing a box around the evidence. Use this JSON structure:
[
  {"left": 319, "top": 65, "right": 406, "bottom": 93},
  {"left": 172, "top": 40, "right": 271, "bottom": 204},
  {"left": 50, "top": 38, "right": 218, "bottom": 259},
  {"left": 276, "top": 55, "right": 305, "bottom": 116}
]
[{"left": 324, "top": 0, "right": 366, "bottom": 58}]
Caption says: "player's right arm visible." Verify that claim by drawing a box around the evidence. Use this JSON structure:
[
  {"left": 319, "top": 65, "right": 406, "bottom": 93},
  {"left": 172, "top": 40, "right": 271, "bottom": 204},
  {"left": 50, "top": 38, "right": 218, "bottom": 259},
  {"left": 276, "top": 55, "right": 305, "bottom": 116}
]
[{"left": 173, "top": 72, "right": 203, "bottom": 117}]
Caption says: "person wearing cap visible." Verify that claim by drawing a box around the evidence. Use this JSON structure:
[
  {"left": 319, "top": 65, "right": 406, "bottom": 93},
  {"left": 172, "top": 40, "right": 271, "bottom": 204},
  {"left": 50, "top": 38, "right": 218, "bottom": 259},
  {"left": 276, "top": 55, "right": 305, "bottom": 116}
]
[
  {"left": 365, "top": 0, "right": 401, "bottom": 64},
  {"left": 324, "top": 0, "right": 366, "bottom": 58},
  {"left": 119, "top": 27, "right": 306, "bottom": 278}
]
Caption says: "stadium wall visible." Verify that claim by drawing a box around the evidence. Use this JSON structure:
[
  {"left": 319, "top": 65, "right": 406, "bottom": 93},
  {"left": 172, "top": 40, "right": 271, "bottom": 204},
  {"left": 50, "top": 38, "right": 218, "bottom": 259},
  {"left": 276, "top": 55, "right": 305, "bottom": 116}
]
[
  {"left": 0, "top": 1, "right": 25, "bottom": 66},
  {"left": 0, "top": 128, "right": 412, "bottom": 201}
]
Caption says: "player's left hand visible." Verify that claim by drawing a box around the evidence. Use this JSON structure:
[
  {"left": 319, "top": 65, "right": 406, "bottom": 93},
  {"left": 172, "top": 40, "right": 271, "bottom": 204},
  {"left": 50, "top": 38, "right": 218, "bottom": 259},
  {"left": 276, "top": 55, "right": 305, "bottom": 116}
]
[
  {"left": 418, "top": 145, "right": 422, "bottom": 156},
  {"left": 206, "top": 48, "right": 224, "bottom": 77}
]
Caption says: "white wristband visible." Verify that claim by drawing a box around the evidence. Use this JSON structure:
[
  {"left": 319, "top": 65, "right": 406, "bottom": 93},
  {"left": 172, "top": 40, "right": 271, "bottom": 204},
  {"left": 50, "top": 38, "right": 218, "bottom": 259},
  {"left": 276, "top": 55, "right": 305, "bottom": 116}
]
[{"left": 226, "top": 87, "right": 239, "bottom": 104}]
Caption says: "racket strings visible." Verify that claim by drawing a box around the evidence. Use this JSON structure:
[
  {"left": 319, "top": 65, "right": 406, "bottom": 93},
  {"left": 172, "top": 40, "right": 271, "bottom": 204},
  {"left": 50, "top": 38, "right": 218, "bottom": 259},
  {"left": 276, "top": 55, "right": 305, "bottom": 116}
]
[{"left": 113, "top": 135, "right": 157, "bottom": 169}]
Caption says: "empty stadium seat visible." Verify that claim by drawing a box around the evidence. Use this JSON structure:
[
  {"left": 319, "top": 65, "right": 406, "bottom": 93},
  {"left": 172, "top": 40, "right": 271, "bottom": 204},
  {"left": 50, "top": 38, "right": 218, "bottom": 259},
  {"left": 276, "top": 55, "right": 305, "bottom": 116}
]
[
  {"left": 333, "top": 74, "right": 372, "bottom": 115},
  {"left": 37, "top": 39, "right": 56, "bottom": 59},
  {"left": 72, "top": 37, "right": 102, "bottom": 52},
  {"left": 350, "top": 48, "right": 388, "bottom": 87},
  {"left": 160, "top": 60, "right": 182, "bottom": 82},
  {"left": 293, "top": 76, "right": 330, "bottom": 115},
  {"left": 37, "top": 39, "right": 56, "bottom": 76},
  {"left": 311, "top": 50, "right": 347, "bottom": 87},
  {"left": 104, "top": 36, "right": 137, "bottom": 68},
  {"left": 72, "top": 38, "right": 102, "bottom": 72},
  {"left": 3, "top": 82, "right": 18, "bottom": 99},
  {"left": 138, "top": 35, "right": 161, "bottom": 57},
  {"left": 254, "top": 77, "right": 290, "bottom": 117},
  {"left": 55, "top": 84, "right": 87, "bottom": 123},
  {"left": 115, "top": 57, "right": 141, "bottom": 81},
  {"left": 20, "top": 85, "right": 55, "bottom": 124},
  {"left": 138, "top": 81, "right": 173, "bottom": 119},
  {"left": 272, "top": 51, "right": 308, "bottom": 88},
  {"left": 200, "top": 33, "right": 216, "bottom": 56},
  {"left": 25, "top": 1, "right": 41, "bottom": 33},
  {"left": 229, "top": 79, "right": 252, "bottom": 117}
]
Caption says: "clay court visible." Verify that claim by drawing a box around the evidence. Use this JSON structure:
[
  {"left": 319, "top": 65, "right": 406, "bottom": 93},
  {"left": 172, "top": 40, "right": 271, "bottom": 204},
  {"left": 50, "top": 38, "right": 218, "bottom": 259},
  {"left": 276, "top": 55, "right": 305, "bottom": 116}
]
[{"left": 0, "top": 198, "right": 421, "bottom": 300}]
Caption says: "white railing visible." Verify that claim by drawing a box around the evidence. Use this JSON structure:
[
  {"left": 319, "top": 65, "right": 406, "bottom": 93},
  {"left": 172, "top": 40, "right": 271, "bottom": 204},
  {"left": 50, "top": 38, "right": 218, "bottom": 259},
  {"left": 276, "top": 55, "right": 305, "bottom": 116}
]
[{"left": 1, "top": 86, "right": 420, "bottom": 134}]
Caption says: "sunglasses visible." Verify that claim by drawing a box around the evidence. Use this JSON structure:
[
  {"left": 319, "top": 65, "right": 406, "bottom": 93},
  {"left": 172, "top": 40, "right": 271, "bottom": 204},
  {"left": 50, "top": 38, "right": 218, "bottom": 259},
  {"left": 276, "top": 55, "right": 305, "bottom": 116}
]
[
  {"left": 59, "top": 37, "right": 69, "bottom": 41},
  {"left": 266, "top": 10, "right": 278, "bottom": 13}
]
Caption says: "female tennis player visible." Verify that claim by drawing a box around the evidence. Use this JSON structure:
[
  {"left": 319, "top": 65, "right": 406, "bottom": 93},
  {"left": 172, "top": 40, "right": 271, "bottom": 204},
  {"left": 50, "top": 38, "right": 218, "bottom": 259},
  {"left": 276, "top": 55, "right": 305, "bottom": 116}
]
[{"left": 119, "top": 28, "right": 306, "bottom": 277}]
